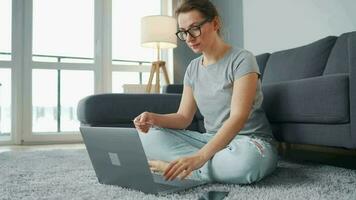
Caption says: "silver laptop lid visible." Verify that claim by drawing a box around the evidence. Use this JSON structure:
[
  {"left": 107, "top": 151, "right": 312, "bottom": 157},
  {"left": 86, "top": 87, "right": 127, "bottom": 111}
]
[{"left": 80, "top": 126, "right": 158, "bottom": 194}]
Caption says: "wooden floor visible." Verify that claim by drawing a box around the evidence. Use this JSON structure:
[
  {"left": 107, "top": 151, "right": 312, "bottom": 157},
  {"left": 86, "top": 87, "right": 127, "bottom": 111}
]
[{"left": 0, "top": 143, "right": 85, "bottom": 154}]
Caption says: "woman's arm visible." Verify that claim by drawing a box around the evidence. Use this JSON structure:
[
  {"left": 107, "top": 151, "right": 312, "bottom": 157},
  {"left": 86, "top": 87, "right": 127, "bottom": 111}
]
[
  {"left": 197, "top": 73, "right": 259, "bottom": 160},
  {"left": 164, "top": 73, "right": 259, "bottom": 180},
  {"left": 136, "top": 85, "right": 197, "bottom": 130}
]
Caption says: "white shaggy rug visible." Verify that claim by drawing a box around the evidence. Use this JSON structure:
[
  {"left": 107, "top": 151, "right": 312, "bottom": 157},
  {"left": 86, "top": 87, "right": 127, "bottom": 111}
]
[{"left": 0, "top": 149, "right": 355, "bottom": 200}]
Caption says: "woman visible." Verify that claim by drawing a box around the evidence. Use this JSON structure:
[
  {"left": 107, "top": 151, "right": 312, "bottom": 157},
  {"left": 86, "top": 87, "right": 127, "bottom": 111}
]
[{"left": 133, "top": 0, "right": 278, "bottom": 184}]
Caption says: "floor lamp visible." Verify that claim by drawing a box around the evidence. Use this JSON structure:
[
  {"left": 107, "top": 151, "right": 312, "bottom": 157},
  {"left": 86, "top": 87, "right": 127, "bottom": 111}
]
[{"left": 141, "top": 15, "right": 177, "bottom": 93}]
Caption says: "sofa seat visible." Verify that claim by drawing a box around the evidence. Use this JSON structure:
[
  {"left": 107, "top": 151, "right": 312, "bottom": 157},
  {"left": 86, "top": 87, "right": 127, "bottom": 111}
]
[
  {"left": 77, "top": 31, "right": 356, "bottom": 150},
  {"left": 262, "top": 73, "right": 349, "bottom": 124}
]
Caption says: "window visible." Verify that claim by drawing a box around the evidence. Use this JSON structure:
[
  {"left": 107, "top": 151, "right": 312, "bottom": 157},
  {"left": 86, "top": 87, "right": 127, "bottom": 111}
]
[
  {"left": 5, "top": 1, "right": 169, "bottom": 144},
  {"left": 32, "top": 70, "right": 57, "bottom": 132},
  {"left": 31, "top": 0, "right": 95, "bottom": 134},
  {"left": 0, "top": 0, "right": 12, "bottom": 141},
  {"left": 32, "top": 69, "right": 93, "bottom": 133},
  {"left": 112, "top": 0, "right": 160, "bottom": 62},
  {"left": 60, "top": 70, "right": 93, "bottom": 131},
  {"left": 32, "top": 0, "right": 94, "bottom": 62},
  {"left": 0, "top": 0, "right": 11, "bottom": 61},
  {"left": 112, "top": 0, "right": 161, "bottom": 92},
  {"left": 0, "top": 69, "right": 11, "bottom": 140}
]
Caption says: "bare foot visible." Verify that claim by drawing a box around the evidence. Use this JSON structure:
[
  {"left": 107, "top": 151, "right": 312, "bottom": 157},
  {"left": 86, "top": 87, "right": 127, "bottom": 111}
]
[{"left": 148, "top": 160, "right": 169, "bottom": 174}]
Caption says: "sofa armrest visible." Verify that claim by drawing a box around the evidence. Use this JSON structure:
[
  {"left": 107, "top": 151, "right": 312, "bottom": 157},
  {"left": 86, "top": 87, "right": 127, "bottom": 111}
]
[
  {"left": 77, "top": 93, "right": 182, "bottom": 126},
  {"left": 262, "top": 74, "right": 349, "bottom": 124},
  {"left": 256, "top": 53, "right": 270, "bottom": 80},
  {"left": 349, "top": 32, "right": 356, "bottom": 148}
]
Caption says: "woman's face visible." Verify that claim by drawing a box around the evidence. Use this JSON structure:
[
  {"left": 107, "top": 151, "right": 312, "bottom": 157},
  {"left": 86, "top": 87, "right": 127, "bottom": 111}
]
[{"left": 177, "top": 10, "right": 216, "bottom": 53}]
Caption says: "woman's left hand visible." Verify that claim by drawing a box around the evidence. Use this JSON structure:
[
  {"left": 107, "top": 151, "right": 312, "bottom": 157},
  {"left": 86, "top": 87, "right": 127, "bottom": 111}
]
[{"left": 163, "top": 153, "right": 208, "bottom": 181}]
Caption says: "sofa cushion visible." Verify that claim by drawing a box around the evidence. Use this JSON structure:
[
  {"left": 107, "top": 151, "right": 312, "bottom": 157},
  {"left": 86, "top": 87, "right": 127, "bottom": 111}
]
[
  {"left": 255, "top": 53, "right": 270, "bottom": 80},
  {"left": 262, "top": 74, "right": 349, "bottom": 124},
  {"left": 262, "top": 36, "right": 337, "bottom": 84},
  {"left": 323, "top": 32, "right": 356, "bottom": 75},
  {"left": 163, "top": 84, "right": 183, "bottom": 94}
]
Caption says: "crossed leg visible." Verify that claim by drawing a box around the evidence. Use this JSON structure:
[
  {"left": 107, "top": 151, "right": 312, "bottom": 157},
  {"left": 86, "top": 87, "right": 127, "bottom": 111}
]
[
  {"left": 138, "top": 127, "right": 209, "bottom": 177},
  {"left": 138, "top": 127, "right": 278, "bottom": 183}
]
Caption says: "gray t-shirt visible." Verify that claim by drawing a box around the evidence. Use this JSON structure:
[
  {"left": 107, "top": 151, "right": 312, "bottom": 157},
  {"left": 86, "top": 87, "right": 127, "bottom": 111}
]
[{"left": 184, "top": 47, "right": 273, "bottom": 139}]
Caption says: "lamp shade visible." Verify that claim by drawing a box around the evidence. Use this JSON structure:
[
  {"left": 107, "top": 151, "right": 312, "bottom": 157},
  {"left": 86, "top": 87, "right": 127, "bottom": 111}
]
[{"left": 141, "top": 15, "right": 177, "bottom": 49}]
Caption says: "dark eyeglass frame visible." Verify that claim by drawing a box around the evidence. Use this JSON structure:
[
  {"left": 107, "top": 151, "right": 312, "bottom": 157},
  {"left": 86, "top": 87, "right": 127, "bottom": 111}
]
[{"left": 175, "top": 18, "right": 210, "bottom": 41}]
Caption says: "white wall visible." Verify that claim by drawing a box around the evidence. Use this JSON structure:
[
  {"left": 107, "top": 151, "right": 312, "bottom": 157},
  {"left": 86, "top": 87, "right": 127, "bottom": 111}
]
[
  {"left": 212, "top": 0, "right": 244, "bottom": 48},
  {"left": 243, "top": 0, "right": 356, "bottom": 55}
]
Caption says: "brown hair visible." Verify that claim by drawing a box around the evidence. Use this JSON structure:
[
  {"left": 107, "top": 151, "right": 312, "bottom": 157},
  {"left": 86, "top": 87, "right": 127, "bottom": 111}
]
[{"left": 175, "top": 0, "right": 222, "bottom": 36}]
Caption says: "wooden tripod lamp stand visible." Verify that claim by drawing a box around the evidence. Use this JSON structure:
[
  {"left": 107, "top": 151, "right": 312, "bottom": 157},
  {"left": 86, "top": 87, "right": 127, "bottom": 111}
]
[{"left": 141, "top": 15, "right": 177, "bottom": 93}]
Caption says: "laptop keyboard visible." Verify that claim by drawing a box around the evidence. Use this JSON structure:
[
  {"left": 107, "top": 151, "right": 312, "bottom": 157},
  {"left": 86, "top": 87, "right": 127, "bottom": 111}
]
[{"left": 153, "top": 174, "right": 181, "bottom": 191}]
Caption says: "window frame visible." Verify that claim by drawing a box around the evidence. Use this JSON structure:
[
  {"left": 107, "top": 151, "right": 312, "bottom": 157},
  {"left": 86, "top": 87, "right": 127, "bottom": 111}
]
[
  {"left": 4, "top": 0, "right": 172, "bottom": 145},
  {"left": 0, "top": 0, "right": 16, "bottom": 145},
  {"left": 21, "top": 0, "right": 87, "bottom": 143}
]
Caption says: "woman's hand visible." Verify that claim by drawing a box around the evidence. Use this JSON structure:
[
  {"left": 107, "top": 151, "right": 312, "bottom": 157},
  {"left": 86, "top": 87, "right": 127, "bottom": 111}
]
[
  {"left": 163, "top": 153, "right": 208, "bottom": 181},
  {"left": 133, "top": 112, "right": 155, "bottom": 133}
]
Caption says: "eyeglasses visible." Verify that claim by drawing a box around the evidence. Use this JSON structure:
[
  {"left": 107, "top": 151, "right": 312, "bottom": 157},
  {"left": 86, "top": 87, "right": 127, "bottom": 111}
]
[{"left": 175, "top": 19, "right": 210, "bottom": 41}]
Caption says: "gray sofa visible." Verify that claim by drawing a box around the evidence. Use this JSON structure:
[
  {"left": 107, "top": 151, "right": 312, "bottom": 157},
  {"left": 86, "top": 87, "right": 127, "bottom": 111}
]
[{"left": 77, "top": 31, "right": 356, "bottom": 150}]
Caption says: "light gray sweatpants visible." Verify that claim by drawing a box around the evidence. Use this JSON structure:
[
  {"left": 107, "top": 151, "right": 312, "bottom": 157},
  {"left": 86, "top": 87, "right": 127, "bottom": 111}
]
[{"left": 138, "top": 127, "right": 278, "bottom": 184}]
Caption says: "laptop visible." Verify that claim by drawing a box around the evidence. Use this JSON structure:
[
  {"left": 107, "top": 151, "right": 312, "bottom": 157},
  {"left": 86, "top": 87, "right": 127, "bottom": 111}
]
[{"left": 80, "top": 126, "right": 207, "bottom": 194}]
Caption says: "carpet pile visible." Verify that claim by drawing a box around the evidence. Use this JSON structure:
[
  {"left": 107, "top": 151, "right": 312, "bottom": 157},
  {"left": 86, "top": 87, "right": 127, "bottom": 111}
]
[{"left": 0, "top": 149, "right": 355, "bottom": 200}]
